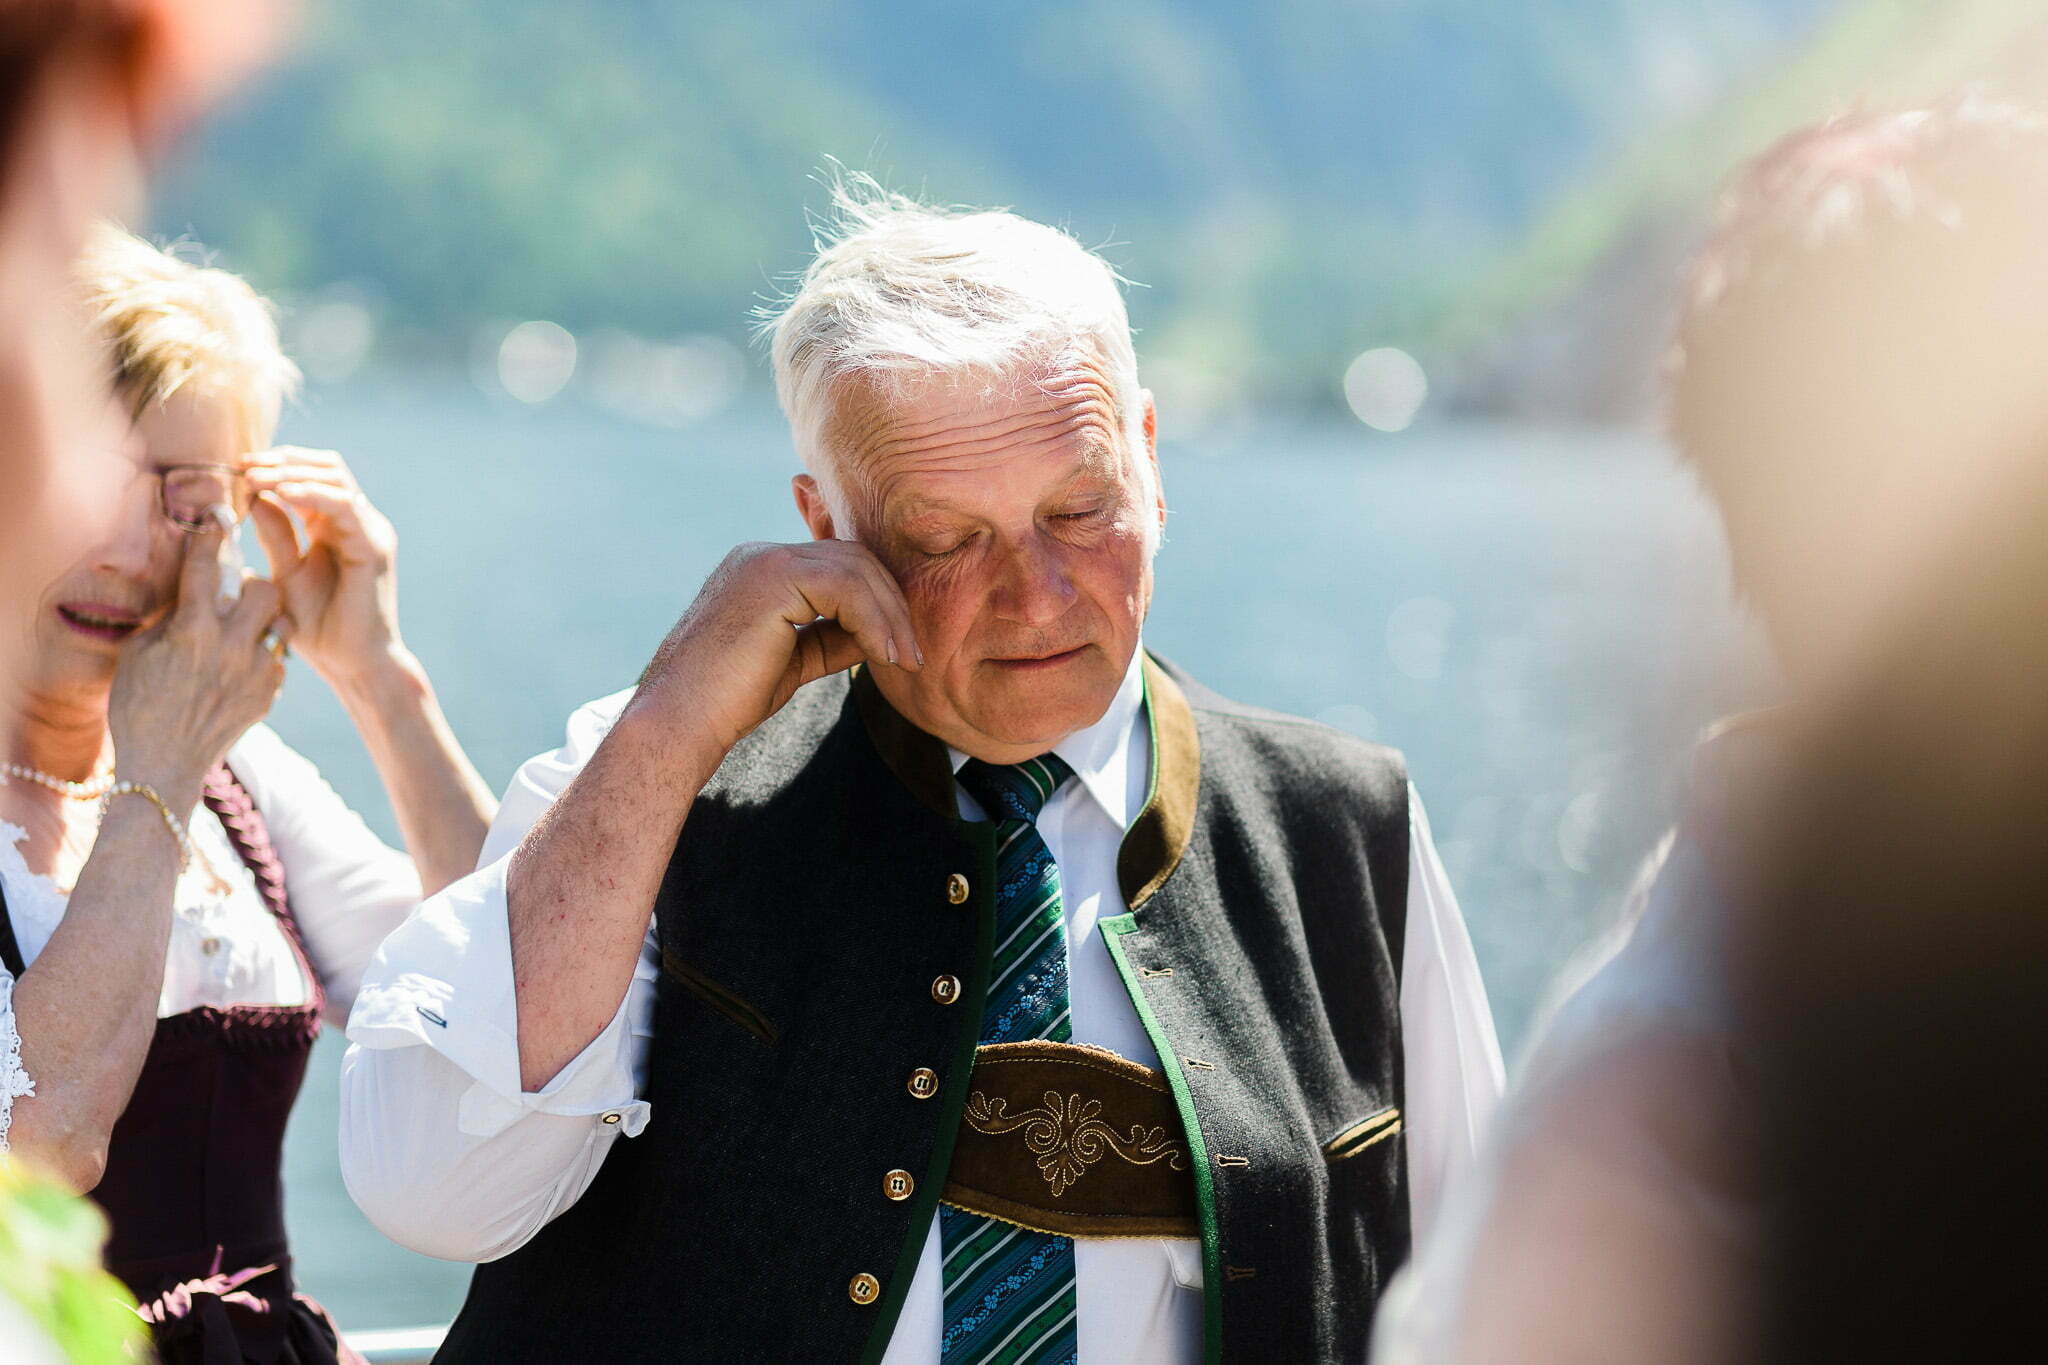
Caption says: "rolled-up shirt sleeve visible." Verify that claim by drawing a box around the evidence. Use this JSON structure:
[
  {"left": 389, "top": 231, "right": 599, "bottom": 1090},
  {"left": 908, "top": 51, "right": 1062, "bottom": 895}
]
[
  {"left": 1399, "top": 784, "right": 1507, "bottom": 1245},
  {"left": 339, "top": 689, "right": 659, "bottom": 1263}
]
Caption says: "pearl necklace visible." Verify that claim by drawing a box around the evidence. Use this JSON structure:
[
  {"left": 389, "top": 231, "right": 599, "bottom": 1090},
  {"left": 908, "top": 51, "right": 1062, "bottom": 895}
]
[{"left": 1, "top": 762, "right": 117, "bottom": 801}]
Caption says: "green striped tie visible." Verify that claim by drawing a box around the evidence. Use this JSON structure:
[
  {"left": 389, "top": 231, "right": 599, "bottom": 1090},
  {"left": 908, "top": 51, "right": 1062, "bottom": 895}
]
[{"left": 940, "top": 754, "right": 1079, "bottom": 1365}]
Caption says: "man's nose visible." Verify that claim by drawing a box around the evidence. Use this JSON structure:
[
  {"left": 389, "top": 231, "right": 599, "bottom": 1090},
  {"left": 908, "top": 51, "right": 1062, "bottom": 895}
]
[{"left": 989, "top": 536, "right": 1077, "bottom": 627}]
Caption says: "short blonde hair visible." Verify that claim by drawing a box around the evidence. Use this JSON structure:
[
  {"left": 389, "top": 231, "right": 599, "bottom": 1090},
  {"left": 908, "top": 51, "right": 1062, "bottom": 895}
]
[{"left": 75, "top": 222, "right": 299, "bottom": 449}]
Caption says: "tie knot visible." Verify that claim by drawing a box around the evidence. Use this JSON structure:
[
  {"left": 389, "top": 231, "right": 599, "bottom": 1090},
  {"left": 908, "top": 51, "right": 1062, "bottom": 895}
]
[{"left": 956, "top": 753, "right": 1074, "bottom": 825}]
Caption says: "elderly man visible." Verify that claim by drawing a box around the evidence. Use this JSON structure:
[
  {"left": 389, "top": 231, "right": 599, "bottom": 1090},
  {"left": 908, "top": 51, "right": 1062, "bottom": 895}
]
[{"left": 339, "top": 185, "right": 1502, "bottom": 1364}]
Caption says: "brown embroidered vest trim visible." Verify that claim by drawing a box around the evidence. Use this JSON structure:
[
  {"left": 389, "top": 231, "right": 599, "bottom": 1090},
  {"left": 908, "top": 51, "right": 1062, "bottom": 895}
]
[{"left": 941, "top": 1040, "right": 1199, "bottom": 1240}]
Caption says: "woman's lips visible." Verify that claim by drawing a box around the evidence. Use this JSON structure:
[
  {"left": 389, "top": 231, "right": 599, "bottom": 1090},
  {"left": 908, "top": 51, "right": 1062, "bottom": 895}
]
[{"left": 55, "top": 603, "right": 143, "bottom": 642}]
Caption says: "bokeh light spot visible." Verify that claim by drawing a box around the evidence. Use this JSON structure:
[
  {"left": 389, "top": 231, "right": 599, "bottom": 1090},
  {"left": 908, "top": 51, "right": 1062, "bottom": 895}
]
[
  {"left": 1343, "top": 347, "right": 1428, "bottom": 432},
  {"left": 497, "top": 321, "right": 578, "bottom": 404}
]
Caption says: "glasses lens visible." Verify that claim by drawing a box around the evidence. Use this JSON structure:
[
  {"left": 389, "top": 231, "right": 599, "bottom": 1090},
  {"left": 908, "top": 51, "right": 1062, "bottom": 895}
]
[{"left": 162, "top": 468, "right": 248, "bottom": 530}]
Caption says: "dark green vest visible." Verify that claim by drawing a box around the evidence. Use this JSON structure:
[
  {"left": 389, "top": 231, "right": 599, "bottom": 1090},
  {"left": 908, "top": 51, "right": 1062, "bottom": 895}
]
[{"left": 436, "top": 655, "right": 1410, "bottom": 1364}]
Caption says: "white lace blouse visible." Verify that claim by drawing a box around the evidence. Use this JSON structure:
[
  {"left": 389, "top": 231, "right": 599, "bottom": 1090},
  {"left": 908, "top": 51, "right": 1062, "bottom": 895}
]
[{"left": 0, "top": 723, "right": 422, "bottom": 1151}]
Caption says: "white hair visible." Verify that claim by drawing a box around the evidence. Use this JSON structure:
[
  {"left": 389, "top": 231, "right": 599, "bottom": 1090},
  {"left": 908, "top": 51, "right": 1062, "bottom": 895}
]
[{"left": 761, "top": 174, "right": 1154, "bottom": 530}]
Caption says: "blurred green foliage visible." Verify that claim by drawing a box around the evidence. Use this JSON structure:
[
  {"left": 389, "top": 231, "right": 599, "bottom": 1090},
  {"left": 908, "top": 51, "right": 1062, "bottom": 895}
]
[{"left": 155, "top": 0, "right": 1832, "bottom": 400}]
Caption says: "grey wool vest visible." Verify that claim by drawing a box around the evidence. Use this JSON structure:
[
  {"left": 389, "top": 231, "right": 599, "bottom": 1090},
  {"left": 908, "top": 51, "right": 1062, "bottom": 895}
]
[{"left": 435, "top": 654, "right": 1410, "bottom": 1364}]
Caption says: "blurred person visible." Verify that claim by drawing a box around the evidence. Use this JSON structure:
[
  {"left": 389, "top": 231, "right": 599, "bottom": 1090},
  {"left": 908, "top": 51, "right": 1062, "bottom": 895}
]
[
  {"left": 1372, "top": 95, "right": 2048, "bottom": 1365},
  {"left": 2, "top": 8, "right": 282, "bottom": 1363},
  {"left": 1725, "top": 121, "right": 2048, "bottom": 1361},
  {"left": 0, "top": 0, "right": 286, "bottom": 654},
  {"left": 1737, "top": 496, "right": 2048, "bottom": 1362},
  {"left": 0, "top": 225, "right": 496, "bottom": 1363},
  {"left": 341, "top": 182, "right": 1505, "bottom": 1364}
]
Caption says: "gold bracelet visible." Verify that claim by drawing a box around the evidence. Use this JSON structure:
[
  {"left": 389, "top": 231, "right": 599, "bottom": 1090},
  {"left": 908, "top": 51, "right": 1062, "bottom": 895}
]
[{"left": 101, "top": 781, "right": 192, "bottom": 871}]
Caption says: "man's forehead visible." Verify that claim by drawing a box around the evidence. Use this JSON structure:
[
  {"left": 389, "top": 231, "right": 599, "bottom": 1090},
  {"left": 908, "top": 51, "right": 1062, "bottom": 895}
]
[{"left": 831, "top": 356, "right": 1128, "bottom": 512}]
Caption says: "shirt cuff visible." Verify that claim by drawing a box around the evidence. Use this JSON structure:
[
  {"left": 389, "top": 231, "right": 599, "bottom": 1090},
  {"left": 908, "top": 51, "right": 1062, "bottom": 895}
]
[{"left": 345, "top": 854, "right": 648, "bottom": 1138}]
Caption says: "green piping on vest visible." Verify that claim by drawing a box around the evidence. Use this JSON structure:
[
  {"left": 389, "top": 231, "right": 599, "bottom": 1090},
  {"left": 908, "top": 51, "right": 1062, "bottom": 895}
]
[
  {"left": 1100, "top": 665, "right": 1224, "bottom": 1364},
  {"left": 1101, "top": 915, "right": 1222, "bottom": 1365}
]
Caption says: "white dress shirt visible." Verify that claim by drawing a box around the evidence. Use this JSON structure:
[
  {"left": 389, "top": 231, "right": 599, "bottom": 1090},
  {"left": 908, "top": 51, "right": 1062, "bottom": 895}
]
[
  {"left": 342, "top": 654, "right": 1504, "bottom": 1361},
  {"left": 0, "top": 723, "right": 423, "bottom": 1151}
]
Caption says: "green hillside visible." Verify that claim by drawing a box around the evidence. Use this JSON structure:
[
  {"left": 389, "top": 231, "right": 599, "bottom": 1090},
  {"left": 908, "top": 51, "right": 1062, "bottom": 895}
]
[{"left": 153, "top": 0, "right": 1840, "bottom": 406}]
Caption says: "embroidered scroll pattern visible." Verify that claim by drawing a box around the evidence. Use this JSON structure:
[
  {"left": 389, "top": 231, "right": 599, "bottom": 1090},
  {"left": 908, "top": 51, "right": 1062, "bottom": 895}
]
[{"left": 964, "top": 1088, "right": 1189, "bottom": 1197}]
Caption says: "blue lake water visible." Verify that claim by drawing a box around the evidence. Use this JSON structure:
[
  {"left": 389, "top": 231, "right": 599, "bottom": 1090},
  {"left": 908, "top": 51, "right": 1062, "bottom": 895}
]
[{"left": 266, "top": 376, "right": 1765, "bottom": 1330}]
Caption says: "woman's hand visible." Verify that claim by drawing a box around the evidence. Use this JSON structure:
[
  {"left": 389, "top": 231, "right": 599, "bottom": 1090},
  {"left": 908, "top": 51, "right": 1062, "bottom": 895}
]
[
  {"left": 245, "top": 445, "right": 404, "bottom": 688},
  {"left": 107, "top": 518, "right": 288, "bottom": 804}
]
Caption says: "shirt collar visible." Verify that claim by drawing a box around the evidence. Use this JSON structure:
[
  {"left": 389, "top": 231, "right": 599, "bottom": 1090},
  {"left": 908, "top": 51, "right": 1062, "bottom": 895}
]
[{"left": 947, "top": 645, "right": 1149, "bottom": 831}]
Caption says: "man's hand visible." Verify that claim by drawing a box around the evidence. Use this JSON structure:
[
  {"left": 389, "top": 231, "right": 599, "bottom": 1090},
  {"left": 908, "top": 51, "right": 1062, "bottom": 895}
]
[
  {"left": 500, "top": 539, "right": 919, "bottom": 1092},
  {"left": 632, "top": 540, "right": 922, "bottom": 759}
]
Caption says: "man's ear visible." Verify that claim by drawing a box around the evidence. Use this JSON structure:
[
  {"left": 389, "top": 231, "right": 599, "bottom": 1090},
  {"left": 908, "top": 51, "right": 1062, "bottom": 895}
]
[
  {"left": 1140, "top": 389, "right": 1166, "bottom": 531},
  {"left": 792, "top": 473, "right": 836, "bottom": 541}
]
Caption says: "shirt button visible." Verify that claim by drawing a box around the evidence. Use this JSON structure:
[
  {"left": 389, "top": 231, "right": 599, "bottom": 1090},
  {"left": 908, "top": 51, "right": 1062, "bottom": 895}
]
[
  {"left": 200, "top": 937, "right": 223, "bottom": 956},
  {"left": 601, "top": 1111, "right": 623, "bottom": 1126},
  {"left": 931, "top": 975, "right": 962, "bottom": 1005},
  {"left": 945, "top": 873, "right": 970, "bottom": 905},
  {"left": 906, "top": 1068, "right": 939, "bottom": 1100},
  {"left": 849, "top": 1272, "right": 881, "bottom": 1305},
  {"left": 882, "top": 1169, "right": 916, "bottom": 1201}
]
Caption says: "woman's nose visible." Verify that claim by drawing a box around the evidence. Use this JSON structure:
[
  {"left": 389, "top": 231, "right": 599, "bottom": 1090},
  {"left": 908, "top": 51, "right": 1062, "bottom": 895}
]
[{"left": 94, "top": 478, "right": 171, "bottom": 576}]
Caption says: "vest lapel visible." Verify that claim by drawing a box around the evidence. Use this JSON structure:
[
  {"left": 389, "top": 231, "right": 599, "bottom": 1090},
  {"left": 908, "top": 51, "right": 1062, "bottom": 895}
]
[
  {"left": 851, "top": 666, "right": 958, "bottom": 818},
  {"left": 1119, "top": 654, "right": 1202, "bottom": 910}
]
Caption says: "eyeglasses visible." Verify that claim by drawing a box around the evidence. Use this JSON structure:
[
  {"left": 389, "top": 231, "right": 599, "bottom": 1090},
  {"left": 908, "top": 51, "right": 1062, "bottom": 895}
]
[{"left": 157, "top": 464, "right": 254, "bottom": 534}]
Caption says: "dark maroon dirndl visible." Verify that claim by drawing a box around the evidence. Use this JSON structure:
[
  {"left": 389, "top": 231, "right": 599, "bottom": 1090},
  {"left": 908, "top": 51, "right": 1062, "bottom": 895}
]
[{"left": 0, "top": 765, "right": 364, "bottom": 1365}]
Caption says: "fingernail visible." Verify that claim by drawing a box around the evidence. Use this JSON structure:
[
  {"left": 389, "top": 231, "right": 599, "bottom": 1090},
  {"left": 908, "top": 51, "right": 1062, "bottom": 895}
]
[
  {"left": 885, "top": 637, "right": 899, "bottom": 666},
  {"left": 206, "top": 504, "right": 235, "bottom": 534},
  {"left": 913, "top": 641, "right": 926, "bottom": 668}
]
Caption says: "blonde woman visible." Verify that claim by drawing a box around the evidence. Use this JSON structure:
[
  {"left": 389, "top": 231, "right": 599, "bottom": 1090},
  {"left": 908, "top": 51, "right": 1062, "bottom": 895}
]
[{"left": 0, "top": 225, "right": 495, "bottom": 1363}]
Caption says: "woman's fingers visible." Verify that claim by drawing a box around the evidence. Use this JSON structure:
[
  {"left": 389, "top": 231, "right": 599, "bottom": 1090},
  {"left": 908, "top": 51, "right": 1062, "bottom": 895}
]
[
  {"left": 246, "top": 465, "right": 350, "bottom": 490},
  {"left": 264, "top": 481, "right": 380, "bottom": 556},
  {"left": 248, "top": 445, "right": 352, "bottom": 479},
  {"left": 249, "top": 492, "right": 304, "bottom": 581},
  {"left": 169, "top": 516, "right": 229, "bottom": 628},
  {"left": 222, "top": 574, "right": 283, "bottom": 647}
]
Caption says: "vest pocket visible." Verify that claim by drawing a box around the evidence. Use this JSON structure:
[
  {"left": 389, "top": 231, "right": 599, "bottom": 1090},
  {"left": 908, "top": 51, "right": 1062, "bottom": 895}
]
[
  {"left": 1323, "top": 1106, "right": 1402, "bottom": 1162},
  {"left": 660, "top": 949, "right": 780, "bottom": 1046}
]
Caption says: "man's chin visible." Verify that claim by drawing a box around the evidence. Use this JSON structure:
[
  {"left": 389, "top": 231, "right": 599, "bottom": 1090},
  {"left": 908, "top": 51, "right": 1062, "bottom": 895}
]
[{"left": 962, "top": 677, "right": 1121, "bottom": 757}]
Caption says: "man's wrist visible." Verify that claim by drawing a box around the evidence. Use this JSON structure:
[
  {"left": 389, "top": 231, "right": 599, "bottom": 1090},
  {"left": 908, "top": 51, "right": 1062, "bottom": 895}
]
[{"left": 610, "top": 688, "right": 730, "bottom": 801}]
